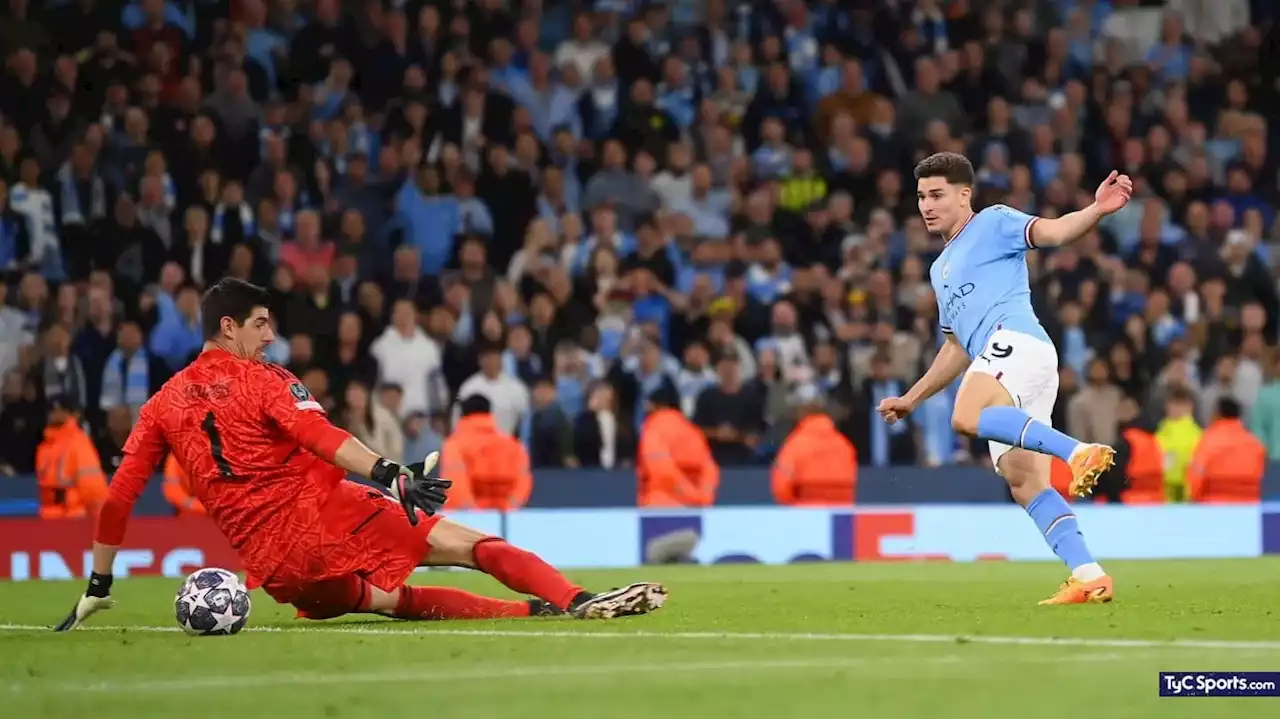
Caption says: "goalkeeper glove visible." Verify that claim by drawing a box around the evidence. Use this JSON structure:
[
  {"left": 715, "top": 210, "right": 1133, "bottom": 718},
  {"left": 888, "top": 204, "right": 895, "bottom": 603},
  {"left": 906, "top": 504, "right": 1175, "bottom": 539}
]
[
  {"left": 372, "top": 451, "right": 452, "bottom": 526},
  {"left": 53, "top": 572, "right": 115, "bottom": 632}
]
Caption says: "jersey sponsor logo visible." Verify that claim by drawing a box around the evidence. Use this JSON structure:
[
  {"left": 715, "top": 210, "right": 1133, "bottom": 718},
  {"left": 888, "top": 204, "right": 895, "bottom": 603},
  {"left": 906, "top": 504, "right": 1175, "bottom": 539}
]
[{"left": 941, "top": 282, "right": 976, "bottom": 322}]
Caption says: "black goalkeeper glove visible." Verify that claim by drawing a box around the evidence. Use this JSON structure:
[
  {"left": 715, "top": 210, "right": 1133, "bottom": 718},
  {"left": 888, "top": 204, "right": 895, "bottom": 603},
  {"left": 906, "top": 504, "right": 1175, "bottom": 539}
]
[
  {"left": 53, "top": 572, "right": 115, "bottom": 632},
  {"left": 371, "top": 451, "right": 452, "bottom": 526}
]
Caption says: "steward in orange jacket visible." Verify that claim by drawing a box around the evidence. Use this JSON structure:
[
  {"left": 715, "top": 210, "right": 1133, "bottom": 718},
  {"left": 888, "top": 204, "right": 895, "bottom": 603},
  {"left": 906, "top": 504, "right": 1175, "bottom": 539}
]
[
  {"left": 35, "top": 394, "right": 108, "bottom": 519},
  {"left": 440, "top": 394, "right": 533, "bottom": 510},
  {"left": 772, "top": 391, "right": 857, "bottom": 505},
  {"left": 1188, "top": 398, "right": 1266, "bottom": 504},
  {"left": 637, "top": 382, "right": 719, "bottom": 507},
  {"left": 163, "top": 453, "right": 207, "bottom": 516}
]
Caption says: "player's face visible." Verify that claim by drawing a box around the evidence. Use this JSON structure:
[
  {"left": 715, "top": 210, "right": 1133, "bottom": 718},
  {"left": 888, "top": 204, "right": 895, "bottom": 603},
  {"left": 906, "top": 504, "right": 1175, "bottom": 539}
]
[
  {"left": 230, "top": 306, "right": 275, "bottom": 360},
  {"left": 916, "top": 177, "right": 971, "bottom": 235}
]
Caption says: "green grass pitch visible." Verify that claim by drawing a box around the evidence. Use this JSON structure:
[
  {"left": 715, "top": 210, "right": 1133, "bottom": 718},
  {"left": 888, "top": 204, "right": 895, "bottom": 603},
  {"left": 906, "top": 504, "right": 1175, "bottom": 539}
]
[{"left": 3, "top": 559, "right": 1280, "bottom": 718}]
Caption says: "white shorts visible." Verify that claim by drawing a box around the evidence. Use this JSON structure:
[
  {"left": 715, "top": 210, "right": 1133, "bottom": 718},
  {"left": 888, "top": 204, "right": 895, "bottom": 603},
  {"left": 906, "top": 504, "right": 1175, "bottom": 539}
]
[{"left": 964, "top": 328, "right": 1060, "bottom": 468}]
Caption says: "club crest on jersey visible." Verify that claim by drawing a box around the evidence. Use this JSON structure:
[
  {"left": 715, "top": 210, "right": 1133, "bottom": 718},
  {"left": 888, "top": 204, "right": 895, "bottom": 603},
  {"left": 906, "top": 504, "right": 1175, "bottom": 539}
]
[
  {"left": 289, "top": 383, "right": 311, "bottom": 402},
  {"left": 941, "top": 262, "right": 951, "bottom": 280}
]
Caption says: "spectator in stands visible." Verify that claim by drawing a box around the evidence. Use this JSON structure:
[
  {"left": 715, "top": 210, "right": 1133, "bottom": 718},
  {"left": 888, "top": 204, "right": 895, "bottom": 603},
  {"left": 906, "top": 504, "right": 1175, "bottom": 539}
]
[
  {"left": 693, "top": 349, "right": 764, "bottom": 465},
  {"left": 99, "top": 321, "right": 163, "bottom": 417},
  {"left": 92, "top": 405, "right": 135, "bottom": 474},
  {"left": 1249, "top": 355, "right": 1280, "bottom": 460},
  {"left": 457, "top": 341, "right": 531, "bottom": 437},
  {"left": 1067, "top": 357, "right": 1124, "bottom": 448},
  {"left": 574, "top": 380, "right": 631, "bottom": 469},
  {"left": 524, "top": 375, "right": 576, "bottom": 468},
  {"left": 38, "top": 323, "right": 86, "bottom": 407},
  {"left": 0, "top": 369, "right": 40, "bottom": 475},
  {"left": 148, "top": 284, "right": 203, "bottom": 371},
  {"left": 371, "top": 297, "right": 442, "bottom": 419},
  {"left": 337, "top": 378, "right": 404, "bottom": 464}
]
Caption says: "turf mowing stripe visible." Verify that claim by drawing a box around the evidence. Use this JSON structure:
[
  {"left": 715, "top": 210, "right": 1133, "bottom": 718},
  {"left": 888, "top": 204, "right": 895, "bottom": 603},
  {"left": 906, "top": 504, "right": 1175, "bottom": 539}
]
[
  {"left": 5, "top": 653, "right": 1134, "bottom": 694},
  {"left": 3, "top": 623, "right": 1280, "bottom": 651},
  {"left": 11, "top": 658, "right": 868, "bottom": 693}
]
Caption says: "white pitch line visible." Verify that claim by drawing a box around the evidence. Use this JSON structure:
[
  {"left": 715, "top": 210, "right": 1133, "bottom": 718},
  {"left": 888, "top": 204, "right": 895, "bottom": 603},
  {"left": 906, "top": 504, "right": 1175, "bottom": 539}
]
[{"left": 1, "top": 623, "right": 1278, "bottom": 651}]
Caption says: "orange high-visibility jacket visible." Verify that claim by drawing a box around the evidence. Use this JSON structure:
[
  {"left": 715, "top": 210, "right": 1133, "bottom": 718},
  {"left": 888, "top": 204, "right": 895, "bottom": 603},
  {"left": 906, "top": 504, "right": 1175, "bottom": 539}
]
[
  {"left": 440, "top": 413, "right": 533, "bottom": 511},
  {"left": 772, "top": 415, "right": 857, "bottom": 505},
  {"left": 637, "top": 408, "right": 719, "bottom": 507},
  {"left": 1187, "top": 419, "right": 1265, "bottom": 504},
  {"left": 162, "top": 453, "right": 207, "bottom": 516},
  {"left": 35, "top": 422, "right": 108, "bottom": 519},
  {"left": 1120, "top": 427, "right": 1165, "bottom": 504}
]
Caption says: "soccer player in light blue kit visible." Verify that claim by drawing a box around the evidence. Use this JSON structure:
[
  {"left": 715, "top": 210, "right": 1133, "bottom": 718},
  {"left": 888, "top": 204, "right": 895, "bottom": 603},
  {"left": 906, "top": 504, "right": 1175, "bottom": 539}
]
[{"left": 878, "top": 152, "right": 1133, "bottom": 605}]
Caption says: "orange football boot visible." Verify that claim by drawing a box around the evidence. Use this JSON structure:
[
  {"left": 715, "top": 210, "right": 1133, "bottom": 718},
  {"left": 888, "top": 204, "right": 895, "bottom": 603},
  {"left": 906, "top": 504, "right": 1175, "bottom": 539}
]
[
  {"left": 1038, "top": 575, "right": 1114, "bottom": 605},
  {"left": 1067, "top": 443, "right": 1116, "bottom": 498}
]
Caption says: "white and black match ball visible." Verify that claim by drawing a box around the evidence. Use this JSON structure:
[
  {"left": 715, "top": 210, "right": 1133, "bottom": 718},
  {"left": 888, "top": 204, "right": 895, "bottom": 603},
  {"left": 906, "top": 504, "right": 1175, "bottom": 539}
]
[{"left": 175, "top": 567, "right": 251, "bottom": 637}]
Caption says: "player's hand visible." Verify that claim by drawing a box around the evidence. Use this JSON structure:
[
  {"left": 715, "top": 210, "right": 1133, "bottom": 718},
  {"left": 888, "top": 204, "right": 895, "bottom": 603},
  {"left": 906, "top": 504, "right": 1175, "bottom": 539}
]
[
  {"left": 53, "top": 572, "right": 115, "bottom": 632},
  {"left": 374, "top": 453, "right": 452, "bottom": 526},
  {"left": 1093, "top": 170, "right": 1133, "bottom": 215},
  {"left": 877, "top": 396, "right": 914, "bottom": 425}
]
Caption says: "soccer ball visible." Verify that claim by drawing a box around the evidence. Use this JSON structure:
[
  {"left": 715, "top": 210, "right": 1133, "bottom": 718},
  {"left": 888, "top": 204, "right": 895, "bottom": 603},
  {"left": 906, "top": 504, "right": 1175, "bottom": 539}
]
[{"left": 174, "top": 567, "right": 251, "bottom": 637}]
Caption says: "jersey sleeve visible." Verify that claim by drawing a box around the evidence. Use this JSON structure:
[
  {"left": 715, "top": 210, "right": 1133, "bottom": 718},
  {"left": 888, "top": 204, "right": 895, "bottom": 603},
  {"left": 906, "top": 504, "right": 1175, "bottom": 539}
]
[
  {"left": 95, "top": 399, "right": 169, "bottom": 546},
  {"left": 254, "top": 364, "right": 352, "bottom": 461},
  {"left": 988, "top": 204, "right": 1040, "bottom": 255}
]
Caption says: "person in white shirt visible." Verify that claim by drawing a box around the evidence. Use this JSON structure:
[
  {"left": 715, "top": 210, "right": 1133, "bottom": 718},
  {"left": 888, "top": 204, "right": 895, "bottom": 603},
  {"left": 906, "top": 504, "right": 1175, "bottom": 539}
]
[
  {"left": 369, "top": 298, "right": 443, "bottom": 418},
  {"left": 455, "top": 342, "right": 530, "bottom": 436},
  {"left": 554, "top": 12, "right": 610, "bottom": 83}
]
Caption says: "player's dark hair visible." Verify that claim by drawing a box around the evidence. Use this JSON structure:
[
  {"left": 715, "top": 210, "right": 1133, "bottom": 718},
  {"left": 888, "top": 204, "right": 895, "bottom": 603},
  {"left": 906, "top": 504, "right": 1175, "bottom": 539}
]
[
  {"left": 200, "top": 278, "right": 271, "bottom": 339},
  {"left": 913, "top": 152, "right": 976, "bottom": 186}
]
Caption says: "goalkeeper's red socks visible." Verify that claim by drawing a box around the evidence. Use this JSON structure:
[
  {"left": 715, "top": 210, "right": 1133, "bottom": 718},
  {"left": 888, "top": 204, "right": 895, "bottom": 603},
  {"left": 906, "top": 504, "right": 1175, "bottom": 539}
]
[
  {"left": 392, "top": 585, "right": 530, "bottom": 620},
  {"left": 472, "top": 537, "right": 584, "bottom": 610}
]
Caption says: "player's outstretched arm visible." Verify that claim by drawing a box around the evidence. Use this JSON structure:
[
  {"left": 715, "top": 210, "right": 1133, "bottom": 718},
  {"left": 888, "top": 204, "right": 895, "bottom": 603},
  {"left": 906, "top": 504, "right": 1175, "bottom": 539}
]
[
  {"left": 331, "top": 437, "right": 451, "bottom": 525},
  {"left": 879, "top": 335, "right": 971, "bottom": 423},
  {"left": 258, "top": 367, "right": 453, "bottom": 524},
  {"left": 56, "top": 405, "right": 168, "bottom": 631},
  {"left": 1028, "top": 170, "right": 1133, "bottom": 248}
]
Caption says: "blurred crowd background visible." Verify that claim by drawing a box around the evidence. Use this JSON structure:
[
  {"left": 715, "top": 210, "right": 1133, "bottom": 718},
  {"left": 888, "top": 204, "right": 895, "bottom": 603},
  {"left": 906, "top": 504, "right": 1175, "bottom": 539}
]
[{"left": 1, "top": 0, "right": 1279, "bottom": 502}]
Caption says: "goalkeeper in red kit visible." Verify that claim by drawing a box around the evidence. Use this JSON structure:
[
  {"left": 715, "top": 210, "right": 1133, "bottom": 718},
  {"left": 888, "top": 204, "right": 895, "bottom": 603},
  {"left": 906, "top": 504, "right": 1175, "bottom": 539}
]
[{"left": 54, "top": 278, "right": 666, "bottom": 630}]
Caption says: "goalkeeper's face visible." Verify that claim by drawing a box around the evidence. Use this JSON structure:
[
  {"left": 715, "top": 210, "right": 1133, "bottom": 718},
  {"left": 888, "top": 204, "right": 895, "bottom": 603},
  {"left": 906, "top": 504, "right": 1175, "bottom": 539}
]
[{"left": 228, "top": 306, "right": 275, "bottom": 360}]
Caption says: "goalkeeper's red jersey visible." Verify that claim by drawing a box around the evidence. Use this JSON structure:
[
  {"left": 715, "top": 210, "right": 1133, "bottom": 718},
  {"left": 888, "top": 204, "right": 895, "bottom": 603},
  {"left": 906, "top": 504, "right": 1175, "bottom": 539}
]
[{"left": 95, "top": 348, "right": 353, "bottom": 586}]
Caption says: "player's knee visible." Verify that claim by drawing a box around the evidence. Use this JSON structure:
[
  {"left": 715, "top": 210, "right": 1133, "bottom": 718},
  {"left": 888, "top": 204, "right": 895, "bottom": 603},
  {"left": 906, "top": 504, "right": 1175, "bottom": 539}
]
[
  {"left": 367, "top": 585, "right": 400, "bottom": 615},
  {"left": 999, "top": 451, "right": 1050, "bottom": 501},
  {"left": 950, "top": 410, "right": 980, "bottom": 437},
  {"left": 422, "top": 519, "right": 488, "bottom": 568}
]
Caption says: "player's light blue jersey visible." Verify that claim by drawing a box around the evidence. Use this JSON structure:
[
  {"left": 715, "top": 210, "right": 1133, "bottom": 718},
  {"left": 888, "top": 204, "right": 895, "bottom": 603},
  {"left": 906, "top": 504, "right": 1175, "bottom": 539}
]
[{"left": 929, "top": 204, "right": 1053, "bottom": 358}]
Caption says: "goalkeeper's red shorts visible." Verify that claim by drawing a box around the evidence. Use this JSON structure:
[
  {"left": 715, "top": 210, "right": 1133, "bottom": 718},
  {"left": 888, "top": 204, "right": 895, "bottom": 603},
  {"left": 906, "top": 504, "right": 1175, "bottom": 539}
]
[{"left": 259, "top": 480, "right": 444, "bottom": 619}]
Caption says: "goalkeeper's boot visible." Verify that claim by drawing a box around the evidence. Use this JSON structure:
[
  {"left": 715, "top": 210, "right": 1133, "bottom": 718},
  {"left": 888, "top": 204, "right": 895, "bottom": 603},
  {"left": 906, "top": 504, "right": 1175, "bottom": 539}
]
[
  {"left": 569, "top": 582, "right": 668, "bottom": 619},
  {"left": 1038, "top": 575, "right": 1114, "bottom": 605},
  {"left": 528, "top": 599, "right": 565, "bottom": 617},
  {"left": 1066, "top": 443, "right": 1116, "bottom": 498}
]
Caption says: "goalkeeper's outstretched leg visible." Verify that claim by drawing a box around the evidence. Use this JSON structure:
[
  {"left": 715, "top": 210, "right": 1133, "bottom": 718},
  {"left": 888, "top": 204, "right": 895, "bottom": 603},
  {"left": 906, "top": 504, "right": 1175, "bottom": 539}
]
[{"left": 422, "top": 518, "right": 668, "bottom": 620}]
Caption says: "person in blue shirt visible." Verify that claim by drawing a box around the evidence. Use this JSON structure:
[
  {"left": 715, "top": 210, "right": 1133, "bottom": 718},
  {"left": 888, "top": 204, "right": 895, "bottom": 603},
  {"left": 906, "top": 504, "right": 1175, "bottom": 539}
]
[{"left": 877, "top": 152, "right": 1133, "bottom": 606}]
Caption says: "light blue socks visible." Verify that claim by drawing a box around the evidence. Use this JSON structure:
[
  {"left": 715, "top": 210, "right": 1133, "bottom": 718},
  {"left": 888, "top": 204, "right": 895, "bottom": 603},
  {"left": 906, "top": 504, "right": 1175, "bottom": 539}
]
[{"left": 977, "top": 406, "right": 1081, "bottom": 461}]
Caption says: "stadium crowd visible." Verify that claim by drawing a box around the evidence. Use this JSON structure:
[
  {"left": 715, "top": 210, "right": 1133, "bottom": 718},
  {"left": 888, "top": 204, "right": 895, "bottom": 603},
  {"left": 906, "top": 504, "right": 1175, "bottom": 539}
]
[{"left": 1, "top": 0, "right": 1279, "bottom": 509}]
